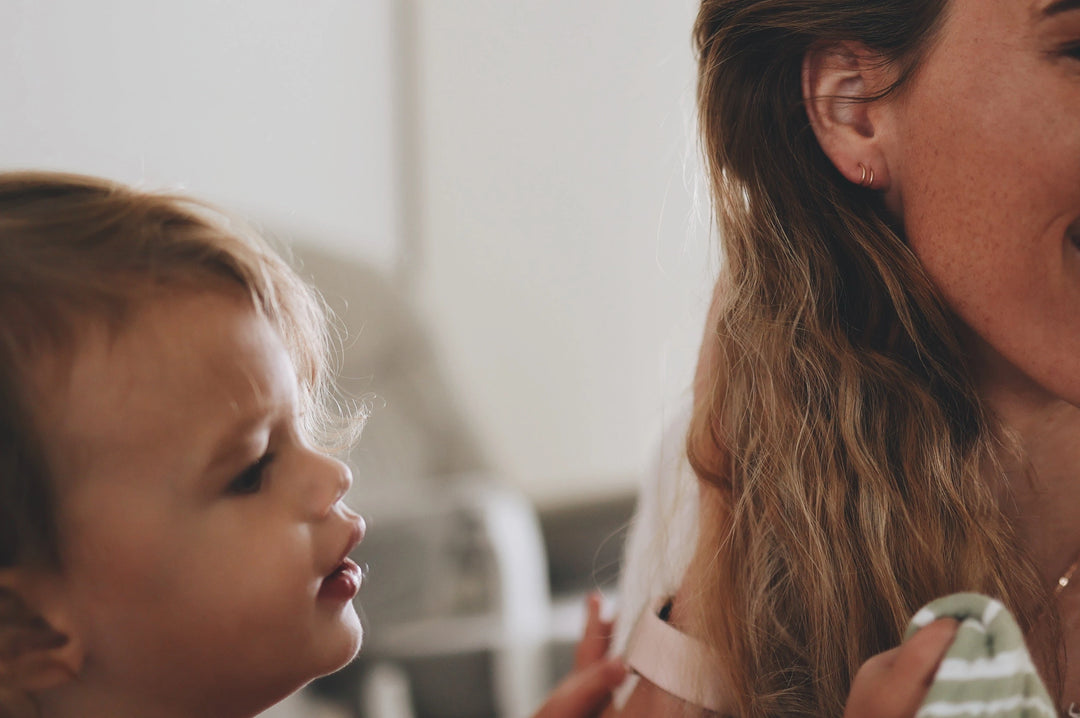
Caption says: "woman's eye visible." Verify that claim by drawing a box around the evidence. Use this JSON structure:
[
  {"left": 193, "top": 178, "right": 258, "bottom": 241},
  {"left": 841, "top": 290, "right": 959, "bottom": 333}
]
[
  {"left": 226, "top": 453, "right": 274, "bottom": 496},
  {"left": 1060, "top": 41, "right": 1080, "bottom": 60}
]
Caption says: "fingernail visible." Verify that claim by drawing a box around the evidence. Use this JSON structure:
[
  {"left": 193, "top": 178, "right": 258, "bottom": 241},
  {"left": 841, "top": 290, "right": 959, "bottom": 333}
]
[
  {"left": 933, "top": 618, "right": 960, "bottom": 635},
  {"left": 605, "top": 659, "right": 629, "bottom": 679},
  {"left": 586, "top": 591, "right": 601, "bottom": 615}
]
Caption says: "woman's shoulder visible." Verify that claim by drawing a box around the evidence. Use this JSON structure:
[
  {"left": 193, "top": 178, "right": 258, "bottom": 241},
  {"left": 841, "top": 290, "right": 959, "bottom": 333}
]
[
  {"left": 602, "top": 674, "right": 729, "bottom": 718},
  {"left": 611, "top": 596, "right": 736, "bottom": 718}
]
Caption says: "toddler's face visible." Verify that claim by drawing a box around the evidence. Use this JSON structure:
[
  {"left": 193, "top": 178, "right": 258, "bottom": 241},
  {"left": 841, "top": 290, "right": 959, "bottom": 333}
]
[{"left": 37, "top": 289, "right": 364, "bottom": 715}]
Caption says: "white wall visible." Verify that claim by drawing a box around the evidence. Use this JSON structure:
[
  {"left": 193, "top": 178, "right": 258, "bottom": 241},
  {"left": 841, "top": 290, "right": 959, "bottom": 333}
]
[
  {"left": 0, "top": 0, "right": 398, "bottom": 268},
  {"left": 1, "top": 0, "right": 717, "bottom": 505},
  {"left": 412, "top": 0, "right": 716, "bottom": 504}
]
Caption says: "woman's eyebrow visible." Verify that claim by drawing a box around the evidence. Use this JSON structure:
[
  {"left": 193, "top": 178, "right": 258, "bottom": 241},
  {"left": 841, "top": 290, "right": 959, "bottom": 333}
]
[{"left": 1044, "top": 0, "right": 1080, "bottom": 16}]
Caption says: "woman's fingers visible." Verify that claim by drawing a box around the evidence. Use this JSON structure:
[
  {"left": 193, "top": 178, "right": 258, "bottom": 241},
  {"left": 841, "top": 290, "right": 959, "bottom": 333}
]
[
  {"left": 893, "top": 619, "right": 960, "bottom": 688},
  {"left": 573, "top": 592, "right": 614, "bottom": 670},
  {"left": 533, "top": 593, "right": 623, "bottom": 718},
  {"left": 532, "top": 658, "right": 628, "bottom": 718},
  {"left": 845, "top": 618, "right": 959, "bottom": 718}
]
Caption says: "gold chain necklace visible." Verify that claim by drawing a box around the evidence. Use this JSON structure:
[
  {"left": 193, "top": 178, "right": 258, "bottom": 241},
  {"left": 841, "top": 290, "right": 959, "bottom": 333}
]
[
  {"left": 1058, "top": 558, "right": 1080, "bottom": 597},
  {"left": 1055, "top": 556, "right": 1080, "bottom": 718}
]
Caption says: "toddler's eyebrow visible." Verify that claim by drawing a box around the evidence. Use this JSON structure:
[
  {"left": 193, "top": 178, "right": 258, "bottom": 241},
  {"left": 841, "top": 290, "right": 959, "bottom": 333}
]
[{"left": 202, "top": 410, "right": 274, "bottom": 474}]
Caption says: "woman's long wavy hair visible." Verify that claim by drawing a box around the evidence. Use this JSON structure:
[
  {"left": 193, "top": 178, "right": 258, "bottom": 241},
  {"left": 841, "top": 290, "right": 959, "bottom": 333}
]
[{"left": 685, "top": 2, "right": 1060, "bottom": 715}]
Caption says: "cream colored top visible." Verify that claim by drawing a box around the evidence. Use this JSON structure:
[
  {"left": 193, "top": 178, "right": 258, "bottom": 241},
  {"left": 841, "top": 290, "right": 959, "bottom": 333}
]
[{"left": 621, "top": 598, "right": 734, "bottom": 715}]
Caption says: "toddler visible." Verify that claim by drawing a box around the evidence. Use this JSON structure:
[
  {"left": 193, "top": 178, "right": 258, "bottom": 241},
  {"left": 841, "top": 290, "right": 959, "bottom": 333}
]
[{"left": 0, "top": 172, "right": 624, "bottom": 718}]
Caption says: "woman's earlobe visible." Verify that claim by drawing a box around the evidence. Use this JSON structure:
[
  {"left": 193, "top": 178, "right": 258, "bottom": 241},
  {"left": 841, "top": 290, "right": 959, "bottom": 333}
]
[{"left": 802, "top": 42, "right": 893, "bottom": 190}]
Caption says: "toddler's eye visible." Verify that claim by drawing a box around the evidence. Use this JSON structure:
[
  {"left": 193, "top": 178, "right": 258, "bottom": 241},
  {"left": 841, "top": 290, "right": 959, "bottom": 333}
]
[{"left": 227, "top": 453, "right": 274, "bottom": 495}]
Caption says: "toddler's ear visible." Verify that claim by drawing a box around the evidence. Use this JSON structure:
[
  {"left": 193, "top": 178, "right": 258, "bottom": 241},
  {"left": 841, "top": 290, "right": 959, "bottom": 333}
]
[{"left": 0, "top": 569, "right": 85, "bottom": 693}]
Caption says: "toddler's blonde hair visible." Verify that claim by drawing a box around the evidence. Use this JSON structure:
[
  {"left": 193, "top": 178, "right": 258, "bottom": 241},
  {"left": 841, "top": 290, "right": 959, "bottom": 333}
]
[{"left": 0, "top": 171, "right": 362, "bottom": 710}]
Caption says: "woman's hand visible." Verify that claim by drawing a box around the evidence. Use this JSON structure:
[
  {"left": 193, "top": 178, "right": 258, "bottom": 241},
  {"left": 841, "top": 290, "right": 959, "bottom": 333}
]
[
  {"left": 844, "top": 618, "right": 958, "bottom": 718},
  {"left": 532, "top": 593, "right": 628, "bottom": 718}
]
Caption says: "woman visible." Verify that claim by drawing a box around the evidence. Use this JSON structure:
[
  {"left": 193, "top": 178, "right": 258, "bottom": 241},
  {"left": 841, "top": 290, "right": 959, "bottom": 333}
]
[{"left": 615, "top": 0, "right": 1080, "bottom": 716}]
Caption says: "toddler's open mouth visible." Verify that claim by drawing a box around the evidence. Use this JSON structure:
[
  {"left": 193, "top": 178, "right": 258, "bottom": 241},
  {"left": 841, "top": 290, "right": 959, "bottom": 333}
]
[
  {"left": 319, "top": 557, "right": 362, "bottom": 602},
  {"left": 318, "top": 517, "right": 365, "bottom": 602}
]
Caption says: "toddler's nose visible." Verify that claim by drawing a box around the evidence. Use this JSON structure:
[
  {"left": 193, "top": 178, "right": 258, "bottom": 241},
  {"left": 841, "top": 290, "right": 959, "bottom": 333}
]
[
  {"left": 331, "top": 457, "right": 353, "bottom": 507},
  {"left": 304, "top": 451, "right": 354, "bottom": 519}
]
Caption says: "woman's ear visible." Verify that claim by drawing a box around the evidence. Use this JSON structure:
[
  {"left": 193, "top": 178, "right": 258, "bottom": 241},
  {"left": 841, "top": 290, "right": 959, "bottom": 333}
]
[
  {"left": 802, "top": 42, "right": 894, "bottom": 191},
  {"left": 0, "top": 570, "right": 84, "bottom": 693}
]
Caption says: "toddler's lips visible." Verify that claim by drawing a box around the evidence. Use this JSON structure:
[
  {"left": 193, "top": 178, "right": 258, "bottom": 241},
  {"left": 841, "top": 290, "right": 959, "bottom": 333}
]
[
  {"left": 318, "top": 557, "right": 362, "bottom": 602},
  {"left": 318, "top": 516, "right": 365, "bottom": 602}
]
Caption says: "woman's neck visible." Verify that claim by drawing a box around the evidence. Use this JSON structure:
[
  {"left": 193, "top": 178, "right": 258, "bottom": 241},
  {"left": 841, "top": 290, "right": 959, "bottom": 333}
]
[
  {"left": 37, "top": 681, "right": 269, "bottom": 718},
  {"left": 39, "top": 691, "right": 184, "bottom": 718},
  {"left": 977, "top": 354, "right": 1080, "bottom": 585}
]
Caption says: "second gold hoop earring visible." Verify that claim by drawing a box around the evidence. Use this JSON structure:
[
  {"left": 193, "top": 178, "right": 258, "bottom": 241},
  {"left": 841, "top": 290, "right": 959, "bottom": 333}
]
[{"left": 857, "top": 163, "right": 875, "bottom": 188}]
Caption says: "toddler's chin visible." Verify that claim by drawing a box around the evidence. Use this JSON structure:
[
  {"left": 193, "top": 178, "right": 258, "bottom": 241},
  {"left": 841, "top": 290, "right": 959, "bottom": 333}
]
[
  {"left": 343, "top": 623, "right": 364, "bottom": 665},
  {"left": 325, "top": 609, "right": 363, "bottom": 675}
]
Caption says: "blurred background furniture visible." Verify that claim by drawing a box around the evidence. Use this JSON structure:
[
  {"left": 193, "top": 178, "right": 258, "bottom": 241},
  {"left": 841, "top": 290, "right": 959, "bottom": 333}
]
[{"left": 317, "top": 483, "right": 636, "bottom": 718}]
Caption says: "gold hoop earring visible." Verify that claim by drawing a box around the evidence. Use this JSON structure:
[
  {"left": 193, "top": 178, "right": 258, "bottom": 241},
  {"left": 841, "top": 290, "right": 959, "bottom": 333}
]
[{"left": 857, "top": 162, "right": 875, "bottom": 188}]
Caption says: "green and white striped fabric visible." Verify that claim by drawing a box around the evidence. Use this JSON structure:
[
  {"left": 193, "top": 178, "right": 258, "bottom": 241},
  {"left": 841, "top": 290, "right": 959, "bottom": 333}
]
[{"left": 904, "top": 593, "right": 1055, "bottom": 718}]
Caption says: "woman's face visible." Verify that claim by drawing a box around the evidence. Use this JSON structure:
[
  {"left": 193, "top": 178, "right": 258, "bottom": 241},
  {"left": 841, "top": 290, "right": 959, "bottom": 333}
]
[{"left": 884, "top": 0, "right": 1080, "bottom": 411}]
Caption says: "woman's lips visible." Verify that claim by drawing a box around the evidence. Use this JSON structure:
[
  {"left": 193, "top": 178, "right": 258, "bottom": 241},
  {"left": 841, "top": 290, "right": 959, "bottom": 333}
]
[{"left": 318, "top": 557, "right": 362, "bottom": 602}]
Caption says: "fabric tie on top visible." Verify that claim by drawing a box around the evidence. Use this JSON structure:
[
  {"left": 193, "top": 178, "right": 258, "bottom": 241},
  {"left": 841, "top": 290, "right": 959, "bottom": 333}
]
[{"left": 904, "top": 593, "right": 1055, "bottom": 718}]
